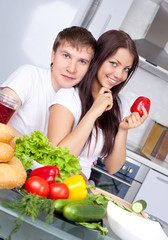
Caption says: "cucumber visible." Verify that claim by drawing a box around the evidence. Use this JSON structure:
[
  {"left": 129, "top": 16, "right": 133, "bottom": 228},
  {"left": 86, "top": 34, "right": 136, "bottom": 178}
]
[
  {"left": 131, "top": 200, "right": 147, "bottom": 213},
  {"left": 54, "top": 199, "right": 94, "bottom": 214},
  {"left": 63, "top": 204, "right": 106, "bottom": 222}
]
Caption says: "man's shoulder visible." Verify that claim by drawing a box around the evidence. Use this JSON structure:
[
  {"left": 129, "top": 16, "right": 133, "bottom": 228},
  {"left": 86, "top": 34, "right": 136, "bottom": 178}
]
[
  {"left": 57, "top": 87, "right": 78, "bottom": 96},
  {"left": 54, "top": 88, "right": 80, "bottom": 105},
  {"left": 1, "top": 64, "right": 49, "bottom": 89},
  {"left": 17, "top": 64, "right": 49, "bottom": 74}
]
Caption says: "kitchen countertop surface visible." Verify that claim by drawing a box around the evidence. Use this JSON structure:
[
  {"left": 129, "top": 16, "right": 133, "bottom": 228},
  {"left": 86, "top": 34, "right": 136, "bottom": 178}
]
[
  {"left": 0, "top": 189, "right": 168, "bottom": 240},
  {"left": 126, "top": 147, "right": 168, "bottom": 177}
]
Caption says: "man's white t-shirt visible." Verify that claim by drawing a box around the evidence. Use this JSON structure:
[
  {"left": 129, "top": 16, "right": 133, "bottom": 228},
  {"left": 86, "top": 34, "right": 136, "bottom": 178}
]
[
  {"left": 1, "top": 65, "right": 55, "bottom": 136},
  {"left": 50, "top": 87, "right": 130, "bottom": 179}
]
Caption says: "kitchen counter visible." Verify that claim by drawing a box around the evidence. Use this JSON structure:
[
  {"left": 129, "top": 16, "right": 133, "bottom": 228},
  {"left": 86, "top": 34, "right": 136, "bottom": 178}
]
[
  {"left": 0, "top": 189, "right": 168, "bottom": 240},
  {"left": 126, "top": 148, "right": 168, "bottom": 177}
]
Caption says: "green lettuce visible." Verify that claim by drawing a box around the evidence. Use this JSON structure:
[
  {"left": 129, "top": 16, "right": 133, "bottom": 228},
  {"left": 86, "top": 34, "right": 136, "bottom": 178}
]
[{"left": 14, "top": 131, "right": 81, "bottom": 179}]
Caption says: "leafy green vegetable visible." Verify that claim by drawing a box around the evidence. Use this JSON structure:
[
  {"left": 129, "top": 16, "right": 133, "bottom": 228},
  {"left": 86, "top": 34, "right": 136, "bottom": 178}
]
[
  {"left": 76, "top": 222, "right": 108, "bottom": 236},
  {"left": 14, "top": 131, "right": 81, "bottom": 179}
]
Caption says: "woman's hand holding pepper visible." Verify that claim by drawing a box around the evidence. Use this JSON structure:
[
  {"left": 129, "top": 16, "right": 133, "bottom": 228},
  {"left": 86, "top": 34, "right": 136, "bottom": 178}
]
[{"left": 119, "top": 106, "right": 148, "bottom": 130}]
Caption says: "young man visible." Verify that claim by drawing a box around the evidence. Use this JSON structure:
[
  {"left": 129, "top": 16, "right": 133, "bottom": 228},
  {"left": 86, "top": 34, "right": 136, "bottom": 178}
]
[{"left": 1, "top": 26, "right": 96, "bottom": 137}]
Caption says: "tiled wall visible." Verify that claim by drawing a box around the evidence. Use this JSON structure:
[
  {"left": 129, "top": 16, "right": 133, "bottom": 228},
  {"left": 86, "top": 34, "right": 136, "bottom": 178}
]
[{"left": 120, "top": 67, "right": 168, "bottom": 150}]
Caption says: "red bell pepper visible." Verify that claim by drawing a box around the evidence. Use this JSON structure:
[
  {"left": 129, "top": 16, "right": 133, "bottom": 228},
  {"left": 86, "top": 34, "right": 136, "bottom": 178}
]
[
  {"left": 30, "top": 166, "right": 61, "bottom": 184},
  {"left": 130, "top": 96, "right": 151, "bottom": 117}
]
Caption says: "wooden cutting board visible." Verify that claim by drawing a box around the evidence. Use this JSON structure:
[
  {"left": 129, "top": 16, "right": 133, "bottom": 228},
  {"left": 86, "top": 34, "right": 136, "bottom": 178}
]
[{"left": 90, "top": 187, "right": 148, "bottom": 219}]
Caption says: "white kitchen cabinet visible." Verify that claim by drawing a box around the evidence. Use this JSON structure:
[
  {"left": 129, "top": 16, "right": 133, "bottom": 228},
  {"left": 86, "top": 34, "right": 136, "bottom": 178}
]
[
  {"left": 134, "top": 169, "right": 168, "bottom": 223},
  {"left": 87, "top": 0, "right": 133, "bottom": 39}
]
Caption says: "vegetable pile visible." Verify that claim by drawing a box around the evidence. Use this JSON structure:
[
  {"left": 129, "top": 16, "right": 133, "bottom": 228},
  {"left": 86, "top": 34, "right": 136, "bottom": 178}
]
[
  {"left": 1, "top": 179, "right": 148, "bottom": 240},
  {"left": 25, "top": 166, "right": 70, "bottom": 199},
  {"left": 14, "top": 131, "right": 81, "bottom": 179},
  {"left": 24, "top": 172, "right": 88, "bottom": 201},
  {"left": 1, "top": 130, "right": 148, "bottom": 239},
  {"left": 1, "top": 191, "right": 109, "bottom": 238}
]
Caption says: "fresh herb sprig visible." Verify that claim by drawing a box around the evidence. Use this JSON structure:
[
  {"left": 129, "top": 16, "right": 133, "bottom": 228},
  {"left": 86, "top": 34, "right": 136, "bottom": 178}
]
[
  {"left": 1, "top": 191, "right": 55, "bottom": 239},
  {"left": 86, "top": 193, "right": 131, "bottom": 212},
  {"left": 76, "top": 221, "right": 108, "bottom": 236},
  {"left": 2, "top": 191, "right": 55, "bottom": 223}
]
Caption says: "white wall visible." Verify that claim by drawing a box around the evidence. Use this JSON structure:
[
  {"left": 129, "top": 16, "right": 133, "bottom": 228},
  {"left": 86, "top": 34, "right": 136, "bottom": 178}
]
[
  {"left": 0, "top": 0, "right": 133, "bottom": 84},
  {"left": 87, "top": 0, "right": 133, "bottom": 39},
  {"left": 0, "top": 0, "right": 91, "bottom": 83}
]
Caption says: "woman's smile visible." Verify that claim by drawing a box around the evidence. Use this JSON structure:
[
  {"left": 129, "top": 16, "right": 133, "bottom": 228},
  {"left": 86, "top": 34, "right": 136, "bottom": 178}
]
[
  {"left": 96, "top": 48, "right": 134, "bottom": 90},
  {"left": 107, "top": 75, "right": 117, "bottom": 85}
]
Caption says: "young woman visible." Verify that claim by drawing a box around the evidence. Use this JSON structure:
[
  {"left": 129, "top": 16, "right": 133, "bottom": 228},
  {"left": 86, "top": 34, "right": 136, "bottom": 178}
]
[{"left": 47, "top": 30, "right": 148, "bottom": 180}]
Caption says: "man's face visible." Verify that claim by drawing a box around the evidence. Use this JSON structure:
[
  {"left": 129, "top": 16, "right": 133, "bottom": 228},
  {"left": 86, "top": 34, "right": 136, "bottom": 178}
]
[{"left": 51, "top": 42, "right": 94, "bottom": 92}]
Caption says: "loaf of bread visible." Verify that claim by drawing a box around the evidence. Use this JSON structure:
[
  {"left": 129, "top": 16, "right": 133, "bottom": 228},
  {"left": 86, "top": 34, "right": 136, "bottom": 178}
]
[
  {"left": 0, "top": 157, "right": 27, "bottom": 189},
  {"left": 6, "top": 138, "right": 16, "bottom": 151},
  {"left": 0, "top": 142, "right": 14, "bottom": 162},
  {"left": 0, "top": 123, "right": 27, "bottom": 189}
]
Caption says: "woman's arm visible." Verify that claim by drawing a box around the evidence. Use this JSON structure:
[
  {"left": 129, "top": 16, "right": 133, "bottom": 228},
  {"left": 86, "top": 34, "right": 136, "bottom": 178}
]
[
  {"left": 104, "top": 107, "right": 148, "bottom": 174},
  {"left": 47, "top": 103, "right": 96, "bottom": 156},
  {"left": 47, "top": 87, "right": 113, "bottom": 156}
]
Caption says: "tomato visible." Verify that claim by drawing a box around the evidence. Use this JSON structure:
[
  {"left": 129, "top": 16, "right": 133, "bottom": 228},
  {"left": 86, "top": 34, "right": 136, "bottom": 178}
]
[
  {"left": 24, "top": 176, "right": 49, "bottom": 198},
  {"left": 48, "top": 182, "right": 69, "bottom": 200},
  {"left": 130, "top": 96, "right": 151, "bottom": 117}
]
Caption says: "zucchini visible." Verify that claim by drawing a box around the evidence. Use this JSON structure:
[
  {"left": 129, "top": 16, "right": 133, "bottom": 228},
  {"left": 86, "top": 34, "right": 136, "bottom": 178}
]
[
  {"left": 131, "top": 200, "right": 147, "bottom": 213},
  {"left": 54, "top": 199, "right": 94, "bottom": 214},
  {"left": 63, "top": 204, "right": 106, "bottom": 222}
]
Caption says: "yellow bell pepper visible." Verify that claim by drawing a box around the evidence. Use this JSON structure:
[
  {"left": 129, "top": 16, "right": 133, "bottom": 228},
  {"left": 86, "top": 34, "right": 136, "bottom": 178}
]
[{"left": 63, "top": 175, "right": 88, "bottom": 200}]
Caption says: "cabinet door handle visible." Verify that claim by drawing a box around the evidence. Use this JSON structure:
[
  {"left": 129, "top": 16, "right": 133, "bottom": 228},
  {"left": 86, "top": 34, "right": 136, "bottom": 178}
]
[
  {"left": 157, "top": 177, "right": 168, "bottom": 184},
  {"left": 92, "top": 166, "right": 132, "bottom": 187}
]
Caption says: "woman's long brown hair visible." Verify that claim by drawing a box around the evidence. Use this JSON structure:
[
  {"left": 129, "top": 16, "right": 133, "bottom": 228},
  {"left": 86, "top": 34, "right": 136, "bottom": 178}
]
[{"left": 76, "top": 30, "right": 139, "bottom": 157}]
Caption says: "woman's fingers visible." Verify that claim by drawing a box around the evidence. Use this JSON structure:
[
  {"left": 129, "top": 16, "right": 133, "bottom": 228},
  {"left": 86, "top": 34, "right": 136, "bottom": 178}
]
[
  {"left": 120, "top": 110, "right": 148, "bottom": 129},
  {"left": 141, "top": 106, "right": 148, "bottom": 121},
  {"left": 97, "top": 87, "right": 113, "bottom": 111},
  {"left": 98, "top": 87, "right": 112, "bottom": 95}
]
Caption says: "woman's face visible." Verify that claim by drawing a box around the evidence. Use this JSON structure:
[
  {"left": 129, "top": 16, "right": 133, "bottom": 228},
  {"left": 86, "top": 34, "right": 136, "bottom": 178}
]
[{"left": 96, "top": 48, "right": 134, "bottom": 90}]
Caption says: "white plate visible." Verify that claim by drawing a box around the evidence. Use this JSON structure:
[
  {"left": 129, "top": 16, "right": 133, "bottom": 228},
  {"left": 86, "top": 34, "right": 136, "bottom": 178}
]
[{"left": 107, "top": 201, "right": 168, "bottom": 240}]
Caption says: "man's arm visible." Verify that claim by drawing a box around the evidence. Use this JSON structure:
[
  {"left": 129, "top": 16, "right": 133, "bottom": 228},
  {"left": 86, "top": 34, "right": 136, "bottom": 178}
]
[{"left": 2, "top": 87, "right": 23, "bottom": 138}]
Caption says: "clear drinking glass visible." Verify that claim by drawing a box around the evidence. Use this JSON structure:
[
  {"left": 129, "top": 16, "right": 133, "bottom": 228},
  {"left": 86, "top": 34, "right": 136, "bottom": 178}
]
[{"left": 0, "top": 91, "right": 19, "bottom": 124}]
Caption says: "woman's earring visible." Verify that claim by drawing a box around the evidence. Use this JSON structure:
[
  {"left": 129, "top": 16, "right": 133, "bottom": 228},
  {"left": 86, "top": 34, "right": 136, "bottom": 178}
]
[{"left": 50, "top": 62, "right": 53, "bottom": 71}]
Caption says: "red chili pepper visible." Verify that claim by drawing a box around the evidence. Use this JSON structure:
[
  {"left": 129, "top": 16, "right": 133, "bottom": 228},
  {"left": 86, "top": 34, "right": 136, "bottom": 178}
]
[
  {"left": 30, "top": 166, "right": 61, "bottom": 184},
  {"left": 130, "top": 96, "right": 151, "bottom": 117}
]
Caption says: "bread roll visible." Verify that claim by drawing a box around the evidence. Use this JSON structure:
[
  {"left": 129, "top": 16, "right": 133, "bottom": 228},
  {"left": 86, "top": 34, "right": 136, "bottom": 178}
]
[
  {"left": 0, "top": 142, "right": 14, "bottom": 162},
  {"left": 0, "top": 123, "right": 14, "bottom": 142},
  {"left": 0, "top": 157, "right": 27, "bottom": 189},
  {"left": 6, "top": 138, "right": 16, "bottom": 151}
]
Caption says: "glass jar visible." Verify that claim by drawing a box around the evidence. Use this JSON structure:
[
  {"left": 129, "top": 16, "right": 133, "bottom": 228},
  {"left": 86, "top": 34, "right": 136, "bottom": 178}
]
[{"left": 0, "top": 91, "right": 19, "bottom": 124}]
